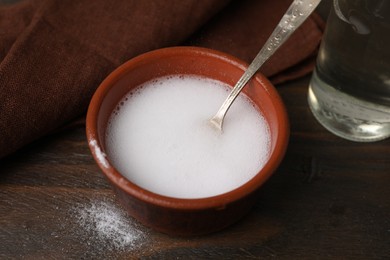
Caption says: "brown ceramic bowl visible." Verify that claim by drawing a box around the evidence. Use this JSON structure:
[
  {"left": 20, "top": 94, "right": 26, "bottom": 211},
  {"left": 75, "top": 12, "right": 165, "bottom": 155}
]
[{"left": 86, "top": 46, "right": 289, "bottom": 236}]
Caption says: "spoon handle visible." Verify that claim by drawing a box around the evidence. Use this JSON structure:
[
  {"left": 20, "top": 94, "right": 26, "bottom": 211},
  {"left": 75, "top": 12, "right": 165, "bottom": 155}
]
[{"left": 210, "top": 0, "right": 322, "bottom": 131}]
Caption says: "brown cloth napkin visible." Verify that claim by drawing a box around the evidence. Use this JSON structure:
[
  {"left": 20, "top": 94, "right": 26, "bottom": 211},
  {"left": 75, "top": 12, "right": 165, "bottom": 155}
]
[{"left": 0, "top": 0, "right": 323, "bottom": 159}]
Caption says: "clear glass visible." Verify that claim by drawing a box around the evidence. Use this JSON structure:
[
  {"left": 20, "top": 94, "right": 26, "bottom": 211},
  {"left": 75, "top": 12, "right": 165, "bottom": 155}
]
[{"left": 308, "top": 0, "right": 390, "bottom": 142}]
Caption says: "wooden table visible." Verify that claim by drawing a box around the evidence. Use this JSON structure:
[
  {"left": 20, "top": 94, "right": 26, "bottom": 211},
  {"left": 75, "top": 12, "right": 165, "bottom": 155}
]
[{"left": 1, "top": 76, "right": 389, "bottom": 259}]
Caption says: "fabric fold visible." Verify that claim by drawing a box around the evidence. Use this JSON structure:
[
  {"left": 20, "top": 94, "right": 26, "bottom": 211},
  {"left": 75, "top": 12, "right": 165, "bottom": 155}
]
[{"left": 0, "top": 0, "right": 230, "bottom": 158}]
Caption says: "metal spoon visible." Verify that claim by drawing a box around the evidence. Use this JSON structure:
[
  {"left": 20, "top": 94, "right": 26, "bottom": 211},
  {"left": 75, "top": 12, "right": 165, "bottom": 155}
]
[{"left": 210, "top": 0, "right": 322, "bottom": 131}]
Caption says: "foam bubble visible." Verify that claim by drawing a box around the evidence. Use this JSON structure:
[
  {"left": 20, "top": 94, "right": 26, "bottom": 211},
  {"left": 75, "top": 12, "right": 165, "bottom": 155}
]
[{"left": 106, "top": 75, "right": 270, "bottom": 199}]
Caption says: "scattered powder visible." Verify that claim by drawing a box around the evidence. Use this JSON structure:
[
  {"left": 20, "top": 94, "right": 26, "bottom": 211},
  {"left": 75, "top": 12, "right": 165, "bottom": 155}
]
[
  {"left": 73, "top": 200, "right": 145, "bottom": 252},
  {"left": 89, "top": 139, "right": 109, "bottom": 168}
]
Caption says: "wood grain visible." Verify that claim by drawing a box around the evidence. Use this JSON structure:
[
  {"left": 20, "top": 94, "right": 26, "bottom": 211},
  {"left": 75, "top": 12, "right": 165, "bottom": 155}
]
[{"left": 1, "top": 76, "right": 389, "bottom": 259}]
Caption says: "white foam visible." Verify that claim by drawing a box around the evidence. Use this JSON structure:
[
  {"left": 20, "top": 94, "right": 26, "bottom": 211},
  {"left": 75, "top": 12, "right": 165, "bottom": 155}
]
[{"left": 105, "top": 75, "right": 270, "bottom": 199}]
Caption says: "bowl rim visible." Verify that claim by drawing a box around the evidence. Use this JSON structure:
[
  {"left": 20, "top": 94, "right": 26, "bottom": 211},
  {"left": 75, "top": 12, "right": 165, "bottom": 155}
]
[{"left": 86, "top": 46, "right": 289, "bottom": 211}]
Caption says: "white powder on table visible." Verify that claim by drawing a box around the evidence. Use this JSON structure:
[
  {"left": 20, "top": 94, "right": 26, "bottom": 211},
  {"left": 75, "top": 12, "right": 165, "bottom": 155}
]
[{"left": 73, "top": 200, "right": 145, "bottom": 252}]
